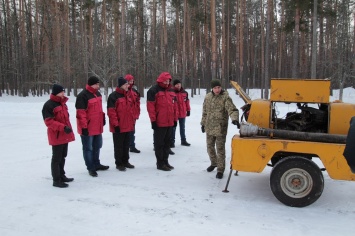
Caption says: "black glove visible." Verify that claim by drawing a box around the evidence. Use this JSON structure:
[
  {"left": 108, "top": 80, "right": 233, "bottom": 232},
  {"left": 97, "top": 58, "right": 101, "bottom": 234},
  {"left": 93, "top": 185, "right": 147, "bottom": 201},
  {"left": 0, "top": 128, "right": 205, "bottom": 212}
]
[
  {"left": 201, "top": 125, "right": 205, "bottom": 133},
  {"left": 103, "top": 118, "right": 106, "bottom": 126},
  {"left": 232, "top": 120, "right": 240, "bottom": 128},
  {"left": 114, "top": 126, "right": 120, "bottom": 133},
  {"left": 82, "top": 128, "right": 89, "bottom": 136},
  {"left": 186, "top": 111, "right": 190, "bottom": 117},
  {"left": 64, "top": 126, "right": 72, "bottom": 134},
  {"left": 174, "top": 121, "right": 177, "bottom": 127},
  {"left": 151, "top": 122, "right": 157, "bottom": 130}
]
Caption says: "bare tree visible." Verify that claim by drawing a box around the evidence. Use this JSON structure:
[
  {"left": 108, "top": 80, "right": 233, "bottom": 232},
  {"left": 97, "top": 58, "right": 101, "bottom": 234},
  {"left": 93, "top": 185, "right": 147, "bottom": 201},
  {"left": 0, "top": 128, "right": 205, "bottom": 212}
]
[
  {"left": 264, "top": 0, "right": 273, "bottom": 99},
  {"left": 311, "top": 0, "right": 318, "bottom": 78},
  {"left": 210, "top": 0, "right": 217, "bottom": 79},
  {"left": 1, "top": 0, "right": 354, "bottom": 96},
  {"left": 292, "top": 0, "right": 301, "bottom": 78}
]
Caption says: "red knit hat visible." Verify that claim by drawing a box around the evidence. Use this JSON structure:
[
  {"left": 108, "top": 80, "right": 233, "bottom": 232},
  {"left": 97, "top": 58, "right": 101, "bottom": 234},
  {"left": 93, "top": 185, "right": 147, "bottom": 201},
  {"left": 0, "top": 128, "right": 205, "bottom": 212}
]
[{"left": 125, "top": 74, "right": 134, "bottom": 81}]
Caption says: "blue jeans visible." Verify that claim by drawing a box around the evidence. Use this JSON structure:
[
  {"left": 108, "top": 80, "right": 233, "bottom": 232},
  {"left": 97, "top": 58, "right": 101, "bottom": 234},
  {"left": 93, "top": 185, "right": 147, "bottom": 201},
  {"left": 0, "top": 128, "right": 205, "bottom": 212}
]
[
  {"left": 172, "top": 118, "right": 186, "bottom": 144},
  {"left": 81, "top": 134, "right": 103, "bottom": 171},
  {"left": 129, "top": 126, "right": 136, "bottom": 148}
]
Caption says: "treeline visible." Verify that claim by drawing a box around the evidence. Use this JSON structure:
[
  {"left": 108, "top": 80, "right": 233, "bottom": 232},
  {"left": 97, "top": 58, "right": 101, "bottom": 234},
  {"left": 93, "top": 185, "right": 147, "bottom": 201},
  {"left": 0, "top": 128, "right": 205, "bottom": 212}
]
[{"left": 0, "top": 0, "right": 354, "bottom": 99}]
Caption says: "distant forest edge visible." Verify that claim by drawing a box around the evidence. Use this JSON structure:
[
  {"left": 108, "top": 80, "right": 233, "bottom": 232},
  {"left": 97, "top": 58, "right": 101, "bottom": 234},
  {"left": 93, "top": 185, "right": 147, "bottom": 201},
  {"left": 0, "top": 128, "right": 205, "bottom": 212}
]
[{"left": 1, "top": 0, "right": 354, "bottom": 99}]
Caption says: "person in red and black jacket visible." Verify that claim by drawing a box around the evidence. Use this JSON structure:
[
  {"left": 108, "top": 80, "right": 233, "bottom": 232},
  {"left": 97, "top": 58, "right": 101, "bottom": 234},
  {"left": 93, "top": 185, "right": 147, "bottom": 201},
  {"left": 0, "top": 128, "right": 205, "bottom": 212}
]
[
  {"left": 42, "top": 84, "right": 75, "bottom": 188},
  {"left": 125, "top": 74, "right": 141, "bottom": 153},
  {"left": 171, "top": 79, "right": 191, "bottom": 147},
  {"left": 107, "top": 77, "right": 136, "bottom": 171},
  {"left": 147, "top": 72, "right": 178, "bottom": 171},
  {"left": 75, "top": 76, "right": 109, "bottom": 177}
]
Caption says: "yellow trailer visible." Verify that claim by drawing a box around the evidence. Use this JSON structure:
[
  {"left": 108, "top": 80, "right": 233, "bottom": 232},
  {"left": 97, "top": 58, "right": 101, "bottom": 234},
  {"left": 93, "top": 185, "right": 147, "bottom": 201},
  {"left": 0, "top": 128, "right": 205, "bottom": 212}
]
[{"left": 226, "top": 79, "right": 355, "bottom": 207}]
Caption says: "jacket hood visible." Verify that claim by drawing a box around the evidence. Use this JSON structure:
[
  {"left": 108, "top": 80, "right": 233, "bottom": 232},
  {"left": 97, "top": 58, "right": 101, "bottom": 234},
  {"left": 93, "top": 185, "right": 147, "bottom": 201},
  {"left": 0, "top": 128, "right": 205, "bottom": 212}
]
[
  {"left": 50, "top": 93, "right": 68, "bottom": 104},
  {"left": 86, "top": 84, "right": 98, "bottom": 93},
  {"left": 156, "top": 72, "right": 172, "bottom": 83}
]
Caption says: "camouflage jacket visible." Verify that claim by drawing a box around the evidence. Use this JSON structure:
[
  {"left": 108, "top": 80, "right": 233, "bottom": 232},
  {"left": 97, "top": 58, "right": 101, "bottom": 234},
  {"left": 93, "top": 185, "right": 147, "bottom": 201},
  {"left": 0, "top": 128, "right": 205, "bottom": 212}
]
[{"left": 201, "top": 90, "right": 239, "bottom": 136}]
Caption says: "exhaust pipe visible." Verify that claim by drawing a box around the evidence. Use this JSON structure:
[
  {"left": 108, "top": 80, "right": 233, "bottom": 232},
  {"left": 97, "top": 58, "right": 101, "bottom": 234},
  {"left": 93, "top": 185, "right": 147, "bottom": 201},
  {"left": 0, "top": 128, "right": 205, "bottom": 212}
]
[{"left": 239, "top": 123, "right": 346, "bottom": 144}]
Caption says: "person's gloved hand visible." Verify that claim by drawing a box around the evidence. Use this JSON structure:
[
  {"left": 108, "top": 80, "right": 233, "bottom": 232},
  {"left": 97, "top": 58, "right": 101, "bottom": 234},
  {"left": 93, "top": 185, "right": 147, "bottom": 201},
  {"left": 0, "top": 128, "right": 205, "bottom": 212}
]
[
  {"left": 232, "top": 120, "right": 240, "bottom": 129},
  {"left": 115, "top": 126, "right": 120, "bottom": 133},
  {"left": 186, "top": 111, "right": 190, "bottom": 116},
  {"left": 103, "top": 118, "right": 106, "bottom": 126},
  {"left": 151, "top": 122, "right": 157, "bottom": 130},
  {"left": 64, "top": 126, "right": 72, "bottom": 134},
  {"left": 82, "top": 128, "right": 89, "bottom": 136},
  {"left": 174, "top": 121, "right": 177, "bottom": 127},
  {"left": 201, "top": 126, "right": 205, "bottom": 133}
]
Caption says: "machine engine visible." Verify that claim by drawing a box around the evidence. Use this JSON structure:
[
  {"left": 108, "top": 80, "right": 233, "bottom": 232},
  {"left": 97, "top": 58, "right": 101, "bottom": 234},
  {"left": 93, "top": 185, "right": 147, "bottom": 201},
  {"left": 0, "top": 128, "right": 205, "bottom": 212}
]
[{"left": 272, "top": 103, "right": 328, "bottom": 133}]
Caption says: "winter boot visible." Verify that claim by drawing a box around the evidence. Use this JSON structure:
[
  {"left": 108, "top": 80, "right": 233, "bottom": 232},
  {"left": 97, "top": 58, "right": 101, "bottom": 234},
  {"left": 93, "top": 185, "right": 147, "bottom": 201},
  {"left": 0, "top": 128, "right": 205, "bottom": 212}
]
[
  {"left": 61, "top": 175, "right": 74, "bottom": 182},
  {"left": 130, "top": 147, "right": 141, "bottom": 153},
  {"left": 166, "top": 162, "right": 174, "bottom": 169},
  {"left": 206, "top": 165, "right": 217, "bottom": 172},
  {"left": 169, "top": 149, "right": 175, "bottom": 155},
  {"left": 88, "top": 170, "right": 98, "bottom": 177},
  {"left": 53, "top": 181, "right": 69, "bottom": 188},
  {"left": 124, "top": 162, "right": 135, "bottom": 169},
  {"left": 157, "top": 165, "right": 171, "bottom": 171},
  {"left": 96, "top": 164, "right": 109, "bottom": 171},
  {"left": 116, "top": 165, "right": 127, "bottom": 171},
  {"left": 216, "top": 172, "right": 223, "bottom": 179},
  {"left": 181, "top": 139, "right": 191, "bottom": 146}
]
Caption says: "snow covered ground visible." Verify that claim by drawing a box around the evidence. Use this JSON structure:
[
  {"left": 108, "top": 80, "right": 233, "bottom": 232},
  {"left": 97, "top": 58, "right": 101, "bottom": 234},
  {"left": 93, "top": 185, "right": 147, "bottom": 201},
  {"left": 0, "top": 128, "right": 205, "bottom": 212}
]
[{"left": 0, "top": 87, "right": 354, "bottom": 236}]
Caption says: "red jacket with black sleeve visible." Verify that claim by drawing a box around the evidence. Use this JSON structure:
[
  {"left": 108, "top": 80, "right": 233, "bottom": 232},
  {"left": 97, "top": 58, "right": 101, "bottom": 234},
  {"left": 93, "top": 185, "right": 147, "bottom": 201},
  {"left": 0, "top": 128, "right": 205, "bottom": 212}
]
[
  {"left": 107, "top": 87, "right": 135, "bottom": 133},
  {"left": 75, "top": 85, "right": 105, "bottom": 136},
  {"left": 147, "top": 84, "right": 178, "bottom": 127},
  {"left": 42, "top": 94, "right": 75, "bottom": 145},
  {"left": 174, "top": 87, "right": 191, "bottom": 119}
]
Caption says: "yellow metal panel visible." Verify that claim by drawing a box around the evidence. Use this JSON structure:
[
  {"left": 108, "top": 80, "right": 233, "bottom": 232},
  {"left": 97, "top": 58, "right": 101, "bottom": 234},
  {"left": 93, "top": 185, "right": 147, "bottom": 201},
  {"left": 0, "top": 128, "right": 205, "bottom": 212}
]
[
  {"left": 247, "top": 99, "right": 271, "bottom": 128},
  {"left": 230, "top": 135, "right": 355, "bottom": 181},
  {"left": 329, "top": 103, "right": 355, "bottom": 135},
  {"left": 230, "top": 136, "right": 271, "bottom": 173},
  {"left": 270, "top": 78, "right": 330, "bottom": 103},
  {"left": 229, "top": 80, "right": 252, "bottom": 104}
]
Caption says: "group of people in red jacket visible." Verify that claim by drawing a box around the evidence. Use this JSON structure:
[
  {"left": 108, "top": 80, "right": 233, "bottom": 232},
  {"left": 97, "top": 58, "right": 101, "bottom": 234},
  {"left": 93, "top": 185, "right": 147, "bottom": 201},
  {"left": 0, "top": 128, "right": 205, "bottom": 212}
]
[{"left": 42, "top": 72, "right": 191, "bottom": 188}]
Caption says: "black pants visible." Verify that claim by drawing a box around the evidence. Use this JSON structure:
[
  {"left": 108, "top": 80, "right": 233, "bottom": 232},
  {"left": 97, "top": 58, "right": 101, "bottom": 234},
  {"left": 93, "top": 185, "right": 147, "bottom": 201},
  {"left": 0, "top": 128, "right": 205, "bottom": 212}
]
[
  {"left": 113, "top": 132, "right": 130, "bottom": 167},
  {"left": 344, "top": 116, "right": 355, "bottom": 168},
  {"left": 154, "top": 127, "right": 172, "bottom": 167},
  {"left": 51, "top": 143, "right": 68, "bottom": 182}
]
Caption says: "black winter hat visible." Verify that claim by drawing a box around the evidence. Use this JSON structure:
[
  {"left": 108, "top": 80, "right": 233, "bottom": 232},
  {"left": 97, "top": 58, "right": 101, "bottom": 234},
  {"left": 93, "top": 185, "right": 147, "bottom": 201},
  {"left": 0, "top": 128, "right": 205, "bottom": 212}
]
[
  {"left": 117, "top": 77, "right": 128, "bottom": 88},
  {"left": 173, "top": 79, "right": 181, "bottom": 86},
  {"left": 88, "top": 76, "right": 100, "bottom": 86},
  {"left": 211, "top": 79, "right": 221, "bottom": 88},
  {"left": 51, "top": 84, "right": 65, "bottom": 95}
]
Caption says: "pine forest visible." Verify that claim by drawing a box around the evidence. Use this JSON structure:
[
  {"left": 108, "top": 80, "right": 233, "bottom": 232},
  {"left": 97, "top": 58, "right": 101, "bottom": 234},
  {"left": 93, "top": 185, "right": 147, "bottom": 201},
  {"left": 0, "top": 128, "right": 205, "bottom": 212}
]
[{"left": 0, "top": 0, "right": 354, "bottom": 99}]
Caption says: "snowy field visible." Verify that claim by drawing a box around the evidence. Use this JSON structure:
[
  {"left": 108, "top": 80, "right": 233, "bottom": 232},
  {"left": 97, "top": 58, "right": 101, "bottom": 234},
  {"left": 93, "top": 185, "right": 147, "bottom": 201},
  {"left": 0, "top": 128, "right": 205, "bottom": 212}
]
[{"left": 0, "top": 86, "right": 354, "bottom": 236}]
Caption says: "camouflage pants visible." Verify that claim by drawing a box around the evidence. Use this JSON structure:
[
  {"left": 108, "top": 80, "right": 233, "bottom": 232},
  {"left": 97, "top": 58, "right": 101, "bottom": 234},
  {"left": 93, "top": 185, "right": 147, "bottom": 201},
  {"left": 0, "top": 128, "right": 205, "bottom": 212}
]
[{"left": 206, "top": 134, "right": 226, "bottom": 173}]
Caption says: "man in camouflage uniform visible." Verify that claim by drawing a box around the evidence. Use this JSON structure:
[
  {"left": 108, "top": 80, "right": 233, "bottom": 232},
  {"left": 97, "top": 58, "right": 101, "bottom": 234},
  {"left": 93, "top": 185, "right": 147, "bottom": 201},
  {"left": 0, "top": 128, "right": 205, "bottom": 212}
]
[{"left": 201, "top": 79, "right": 240, "bottom": 179}]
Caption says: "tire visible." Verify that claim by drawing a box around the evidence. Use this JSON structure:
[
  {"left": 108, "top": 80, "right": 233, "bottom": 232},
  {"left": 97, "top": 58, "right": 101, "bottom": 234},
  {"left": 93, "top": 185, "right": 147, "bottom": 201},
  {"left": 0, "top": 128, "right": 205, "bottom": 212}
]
[{"left": 270, "top": 156, "right": 324, "bottom": 207}]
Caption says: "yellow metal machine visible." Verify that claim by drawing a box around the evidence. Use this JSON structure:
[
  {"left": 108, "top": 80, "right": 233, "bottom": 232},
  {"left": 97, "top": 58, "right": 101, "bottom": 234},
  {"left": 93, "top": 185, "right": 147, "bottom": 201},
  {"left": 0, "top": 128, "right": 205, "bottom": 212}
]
[{"left": 227, "top": 79, "right": 355, "bottom": 207}]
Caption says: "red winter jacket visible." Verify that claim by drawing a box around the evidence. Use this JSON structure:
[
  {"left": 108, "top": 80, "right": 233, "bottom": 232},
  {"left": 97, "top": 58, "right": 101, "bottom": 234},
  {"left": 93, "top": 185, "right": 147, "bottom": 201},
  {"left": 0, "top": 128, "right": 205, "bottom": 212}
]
[
  {"left": 75, "top": 85, "right": 105, "bottom": 136},
  {"left": 107, "top": 87, "right": 135, "bottom": 133},
  {"left": 174, "top": 87, "right": 191, "bottom": 118},
  {"left": 42, "top": 94, "right": 75, "bottom": 145},
  {"left": 127, "top": 87, "right": 140, "bottom": 120},
  {"left": 147, "top": 83, "right": 178, "bottom": 127}
]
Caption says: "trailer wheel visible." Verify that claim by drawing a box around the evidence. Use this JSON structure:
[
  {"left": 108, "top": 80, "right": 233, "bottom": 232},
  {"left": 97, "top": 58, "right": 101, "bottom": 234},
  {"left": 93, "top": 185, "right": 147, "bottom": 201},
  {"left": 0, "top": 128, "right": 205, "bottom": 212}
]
[{"left": 270, "top": 156, "right": 324, "bottom": 207}]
